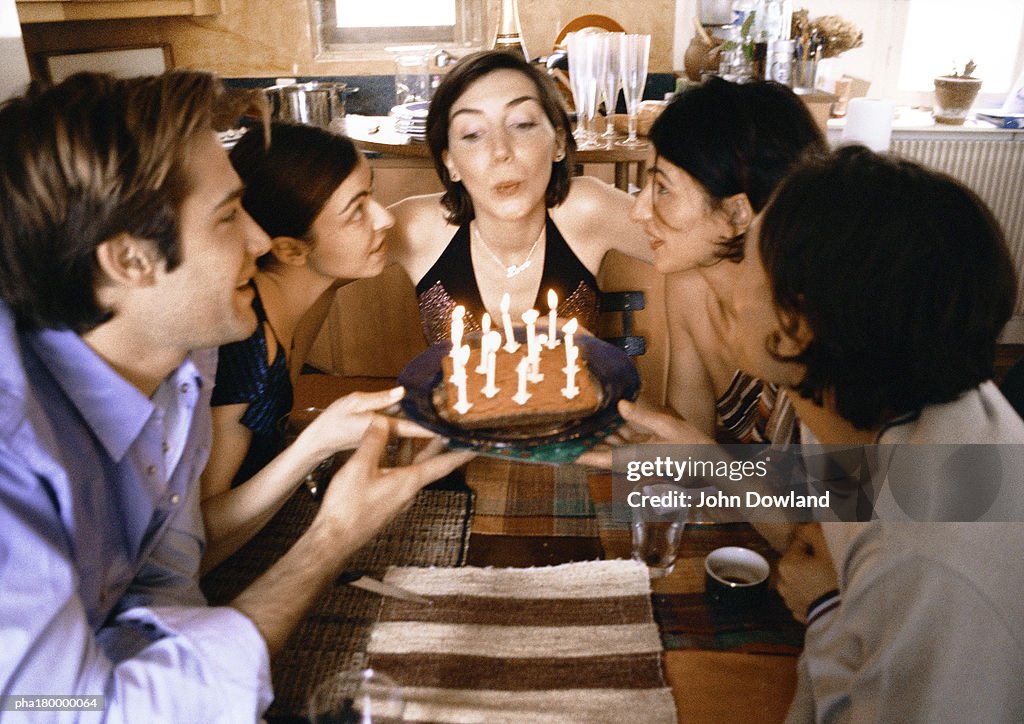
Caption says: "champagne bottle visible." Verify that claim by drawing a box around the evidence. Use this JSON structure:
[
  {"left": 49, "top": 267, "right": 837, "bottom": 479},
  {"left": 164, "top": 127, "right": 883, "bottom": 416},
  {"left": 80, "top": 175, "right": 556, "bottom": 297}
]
[{"left": 491, "top": 0, "right": 529, "bottom": 61}]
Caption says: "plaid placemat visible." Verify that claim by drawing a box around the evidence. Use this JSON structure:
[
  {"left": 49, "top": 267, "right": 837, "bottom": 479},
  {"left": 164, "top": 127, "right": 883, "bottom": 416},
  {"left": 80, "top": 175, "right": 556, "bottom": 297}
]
[
  {"left": 200, "top": 486, "right": 474, "bottom": 719},
  {"left": 367, "top": 560, "right": 677, "bottom": 723},
  {"left": 468, "top": 458, "right": 599, "bottom": 537}
]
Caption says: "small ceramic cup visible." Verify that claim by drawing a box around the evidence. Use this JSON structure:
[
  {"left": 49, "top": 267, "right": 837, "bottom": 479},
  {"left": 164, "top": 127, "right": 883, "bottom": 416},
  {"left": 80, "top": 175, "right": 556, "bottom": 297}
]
[{"left": 704, "top": 546, "right": 770, "bottom": 608}]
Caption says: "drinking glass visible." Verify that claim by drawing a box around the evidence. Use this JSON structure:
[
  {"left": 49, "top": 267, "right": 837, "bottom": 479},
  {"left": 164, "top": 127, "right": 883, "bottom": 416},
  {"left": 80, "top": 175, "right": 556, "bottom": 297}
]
[
  {"left": 308, "top": 668, "right": 405, "bottom": 723},
  {"left": 278, "top": 407, "right": 337, "bottom": 500},
  {"left": 390, "top": 45, "right": 435, "bottom": 107},
  {"left": 630, "top": 482, "right": 708, "bottom": 579},
  {"left": 617, "top": 34, "right": 651, "bottom": 148},
  {"left": 566, "top": 32, "right": 604, "bottom": 150},
  {"left": 600, "top": 33, "right": 624, "bottom": 144}
]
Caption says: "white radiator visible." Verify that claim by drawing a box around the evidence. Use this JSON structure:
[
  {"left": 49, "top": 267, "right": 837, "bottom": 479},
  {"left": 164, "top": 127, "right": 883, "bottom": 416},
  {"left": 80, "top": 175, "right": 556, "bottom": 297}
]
[{"left": 890, "top": 137, "right": 1024, "bottom": 339}]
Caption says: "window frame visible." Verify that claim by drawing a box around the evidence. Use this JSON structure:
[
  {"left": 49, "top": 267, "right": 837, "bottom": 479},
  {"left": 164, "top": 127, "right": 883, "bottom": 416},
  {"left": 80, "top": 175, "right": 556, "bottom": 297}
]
[{"left": 311, "top": 0, "right": 489, "bottom": 60}]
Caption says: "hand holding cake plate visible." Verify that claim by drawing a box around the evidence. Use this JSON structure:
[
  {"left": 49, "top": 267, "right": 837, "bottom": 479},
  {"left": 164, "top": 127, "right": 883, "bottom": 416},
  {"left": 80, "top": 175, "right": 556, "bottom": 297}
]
[{"left": 398, "top": 329, "right": 641, "bottom": 464}]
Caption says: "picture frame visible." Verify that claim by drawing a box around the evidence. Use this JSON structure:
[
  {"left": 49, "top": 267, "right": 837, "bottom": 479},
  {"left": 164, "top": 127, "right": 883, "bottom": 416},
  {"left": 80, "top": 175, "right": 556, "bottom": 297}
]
[{"left": 37, "top": 45, "right": 173, "bottom": 84}]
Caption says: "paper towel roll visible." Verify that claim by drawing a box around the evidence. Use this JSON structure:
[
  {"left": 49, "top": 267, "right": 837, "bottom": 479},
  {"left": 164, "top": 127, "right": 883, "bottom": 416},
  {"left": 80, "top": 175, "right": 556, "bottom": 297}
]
[{"left": 841, "top": 98, "right": 896, "bottom": 152}]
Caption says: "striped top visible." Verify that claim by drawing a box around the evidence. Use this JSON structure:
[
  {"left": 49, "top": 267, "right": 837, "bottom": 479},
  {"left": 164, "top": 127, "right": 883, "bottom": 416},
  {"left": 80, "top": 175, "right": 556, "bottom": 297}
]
[{"left": 715, "top": 370, "right": 799, "bottom": 445}]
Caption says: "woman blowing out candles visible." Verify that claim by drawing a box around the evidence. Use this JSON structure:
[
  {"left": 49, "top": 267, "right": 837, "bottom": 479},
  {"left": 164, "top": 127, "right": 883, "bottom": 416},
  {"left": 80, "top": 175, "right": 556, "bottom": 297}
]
[
  {"left": 202, "top": 123, "right": 432, "bottom": 571},
  {"left": 387, "top": 50, "right": 653, "bottom": 346}
]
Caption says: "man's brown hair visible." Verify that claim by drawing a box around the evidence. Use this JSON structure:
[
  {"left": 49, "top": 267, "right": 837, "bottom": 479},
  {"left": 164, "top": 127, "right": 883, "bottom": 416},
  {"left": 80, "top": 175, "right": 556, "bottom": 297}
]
[{"left": 0, "top": 71, "right": 220, "bottom": 332}]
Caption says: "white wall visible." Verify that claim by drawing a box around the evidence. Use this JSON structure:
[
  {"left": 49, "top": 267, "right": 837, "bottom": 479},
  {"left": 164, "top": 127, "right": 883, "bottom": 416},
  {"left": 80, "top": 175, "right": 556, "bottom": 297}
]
[{"left": 1, "top": 0, "right": 31, "bottom": 100}]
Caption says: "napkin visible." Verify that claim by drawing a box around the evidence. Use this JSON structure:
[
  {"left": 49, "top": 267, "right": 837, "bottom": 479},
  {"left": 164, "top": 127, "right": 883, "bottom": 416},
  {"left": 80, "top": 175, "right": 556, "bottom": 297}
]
[{"left": 367, "top": 559, "right": 677, "bottom": 723}]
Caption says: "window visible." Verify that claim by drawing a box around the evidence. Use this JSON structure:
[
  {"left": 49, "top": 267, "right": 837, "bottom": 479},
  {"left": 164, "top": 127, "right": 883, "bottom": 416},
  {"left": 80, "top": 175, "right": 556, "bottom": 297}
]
[
  {"left": 314, "top": 0, "right": 488, "bottom": 57},
  {"left": 897, "top": 0, "right": 1024, "bottom": 101},
  {"left": 808, "top": 0, "right": 1024, "bottom": 107}
]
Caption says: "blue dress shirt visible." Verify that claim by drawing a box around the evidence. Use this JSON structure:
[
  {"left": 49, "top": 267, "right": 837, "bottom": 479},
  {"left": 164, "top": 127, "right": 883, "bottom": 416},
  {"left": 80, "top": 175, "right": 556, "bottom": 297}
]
[{"left": 0, "top": 302, "right": 272, "bottom": 722}]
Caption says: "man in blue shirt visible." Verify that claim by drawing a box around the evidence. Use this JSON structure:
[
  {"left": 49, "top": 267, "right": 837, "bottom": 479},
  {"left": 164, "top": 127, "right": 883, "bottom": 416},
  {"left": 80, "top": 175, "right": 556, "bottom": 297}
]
[{"left": 0, "top": 72, "right": 471, "bottom": 721}]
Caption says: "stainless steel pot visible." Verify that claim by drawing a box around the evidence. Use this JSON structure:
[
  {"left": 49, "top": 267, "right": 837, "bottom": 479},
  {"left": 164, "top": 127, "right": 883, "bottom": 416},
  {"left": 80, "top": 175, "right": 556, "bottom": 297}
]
[{"left": 264, "top": 81, "right": 355, "bottom": 129}]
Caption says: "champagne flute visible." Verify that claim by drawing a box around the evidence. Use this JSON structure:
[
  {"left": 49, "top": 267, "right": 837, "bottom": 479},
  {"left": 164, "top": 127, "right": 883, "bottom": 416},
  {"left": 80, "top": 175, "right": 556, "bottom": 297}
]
[
  {"left": 567, "top": 32, "right": 603, "bottom": 150},
  {"left": 600, "top": 33, "right": 624, "bottom": 144},
  {"left": 617, "top": 34, "right": 651, "bottom": 148}
]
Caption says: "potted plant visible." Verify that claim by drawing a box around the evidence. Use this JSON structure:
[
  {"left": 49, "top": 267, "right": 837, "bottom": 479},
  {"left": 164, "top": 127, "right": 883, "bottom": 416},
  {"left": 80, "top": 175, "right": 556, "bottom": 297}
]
[{"left": 934, "top": 60, "right": 982, "bottom": 125}]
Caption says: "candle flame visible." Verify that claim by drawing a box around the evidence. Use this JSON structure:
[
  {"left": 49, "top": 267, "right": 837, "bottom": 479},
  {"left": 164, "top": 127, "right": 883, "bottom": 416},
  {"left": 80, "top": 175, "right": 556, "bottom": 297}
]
[
  {"left": 453, "top": 304, "right": 465, "bottom": 320},
  {"left": 500, "top": 292, "right": 510, "bottom": 313},
  {"left": 547, "top": 289, "right": 557, "bottom": 309},
  {"left": 481, "top": 312, "right": 491, "bottom": 332},
  {"left": 563, "top": 318, "right": 578, "bottom": 334},
  {"left": 522, "top": 309, "right": 539, "bottom": 324}
]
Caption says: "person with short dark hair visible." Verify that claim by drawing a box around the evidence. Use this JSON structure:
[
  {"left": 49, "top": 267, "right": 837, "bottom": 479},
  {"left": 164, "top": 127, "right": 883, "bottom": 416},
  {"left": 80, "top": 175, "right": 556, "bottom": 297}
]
[
  {"left": 200, "top": 122, "right": 432, "bottom": 571},
  {"left": 0, "top": 72, "right": 471, "bottom": 720},
  {"left": 630, "top": 146, "right": 1024, "bottom": 721},
  {"left": 388, "top": 50, "right": 652, "bottom": 345},
  {"left": 631, "top": 77, "right": 827, "bottom": 442}
]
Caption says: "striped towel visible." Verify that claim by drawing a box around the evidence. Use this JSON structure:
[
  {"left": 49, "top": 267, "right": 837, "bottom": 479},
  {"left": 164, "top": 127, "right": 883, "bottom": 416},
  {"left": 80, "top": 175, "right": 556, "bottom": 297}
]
[{"left": 367, "top": 559, "right": 677, "bottom": 723}]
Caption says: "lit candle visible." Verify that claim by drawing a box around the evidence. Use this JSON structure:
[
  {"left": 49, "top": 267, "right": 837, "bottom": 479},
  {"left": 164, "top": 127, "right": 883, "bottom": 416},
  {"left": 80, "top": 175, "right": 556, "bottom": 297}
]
[
  {"left": 512, "top": 357, "right": 532, "bottom": 405},
  {"left": 561, "top": 344, "right": 580, "bottom": 399},
  {"left": 481, "top": 331, "right": 502, "bottom": 398},
  {"left": 450, "top": 304, "right": 465, "bottom": 358},
  {"left": 546, "top": 289, "right": 559, "bottom": 349},
  {"left": 475, "top": 312, "right": 492, "bottom": 374},
  {"left": 562, "top": 318, "right": 578, "bottom": 365},
  {"left": 453, "top": 344, "right": 473, "bottom": 414},
  {"left": 500, "top": 293, "right": 520, "bottom": 353}
]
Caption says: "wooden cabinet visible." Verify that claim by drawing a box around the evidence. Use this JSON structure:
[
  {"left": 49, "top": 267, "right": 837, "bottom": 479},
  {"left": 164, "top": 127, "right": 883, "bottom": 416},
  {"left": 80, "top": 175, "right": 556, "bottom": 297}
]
[{"left": 17, "top": 0, "right": 223, "bottom": 23}]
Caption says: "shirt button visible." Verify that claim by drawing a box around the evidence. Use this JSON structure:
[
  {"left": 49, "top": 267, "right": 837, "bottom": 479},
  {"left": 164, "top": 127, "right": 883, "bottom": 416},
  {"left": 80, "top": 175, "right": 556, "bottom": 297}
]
[
  {"left": 147, "top": 465, "right": 157, "bottom": 476},
  {"left": 162, "top": 441, "right": 169, "bottom": 454},
  {"left": 179, "top": 383, "right": 190, "bottom": 394},
  {"left": 170, "top": 494, "right": 180, "bottom": 505}
]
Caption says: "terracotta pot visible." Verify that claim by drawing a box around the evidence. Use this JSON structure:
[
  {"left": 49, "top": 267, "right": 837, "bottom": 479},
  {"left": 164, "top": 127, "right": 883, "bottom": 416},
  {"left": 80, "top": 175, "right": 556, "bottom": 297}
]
[
  {"left": 683, "top": 35, "right": 722, "bottom": 81},
  {"left": 933, "top": 76, "right": 983, "bottom": 125}
]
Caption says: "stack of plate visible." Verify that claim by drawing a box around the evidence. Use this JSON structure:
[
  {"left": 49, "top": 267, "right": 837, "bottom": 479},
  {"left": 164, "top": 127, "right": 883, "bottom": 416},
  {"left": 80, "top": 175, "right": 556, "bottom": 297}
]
[{"left": 391, "top": 101, "right": 430, "bottom": 141}]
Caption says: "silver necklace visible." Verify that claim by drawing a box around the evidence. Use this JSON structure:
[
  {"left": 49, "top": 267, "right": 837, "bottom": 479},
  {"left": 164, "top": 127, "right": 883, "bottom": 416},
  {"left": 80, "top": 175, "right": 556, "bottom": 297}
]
[{"left": 473, "top": 222, "right": 544, "bottom": 279}]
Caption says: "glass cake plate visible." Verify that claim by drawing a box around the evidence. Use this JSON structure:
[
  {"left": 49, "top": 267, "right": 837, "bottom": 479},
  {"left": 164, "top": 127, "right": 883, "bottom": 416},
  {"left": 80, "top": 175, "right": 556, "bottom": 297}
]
[{"left": 397, "top": 333, "right": 641, "bottom": 464}]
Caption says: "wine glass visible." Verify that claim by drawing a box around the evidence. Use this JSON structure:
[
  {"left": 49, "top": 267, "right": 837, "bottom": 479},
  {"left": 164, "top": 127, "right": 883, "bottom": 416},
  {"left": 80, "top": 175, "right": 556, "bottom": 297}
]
[
  {"left": 566, "top": 32, "right": 604, "bottom": 150},
  {"left": 617, "top": 34, "right": 651, "bottom": 148},
  {"left": 278, "top": 407, "right": 337, "bottom": 500},
  {"left": 308, "top": 668, "right": 405, "bottom": 723},
  {"left": 600, "top": 33, "right": 624, "bottom": 145}
]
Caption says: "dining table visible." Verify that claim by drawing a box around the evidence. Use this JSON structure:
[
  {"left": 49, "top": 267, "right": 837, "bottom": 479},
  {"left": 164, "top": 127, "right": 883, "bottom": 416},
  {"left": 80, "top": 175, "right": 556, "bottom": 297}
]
[{"left": 292, "top": 372, "right": 803, "bottom": 722}]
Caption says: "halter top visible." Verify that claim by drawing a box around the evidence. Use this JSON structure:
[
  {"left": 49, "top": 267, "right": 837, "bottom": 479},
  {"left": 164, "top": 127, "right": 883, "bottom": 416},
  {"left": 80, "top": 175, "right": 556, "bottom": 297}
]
[
  {"left": 415, "top": 215, "right": 600, "bottom": 344},
  {"left": 211, "top": 281, "right": 293, "bottom": 487}
]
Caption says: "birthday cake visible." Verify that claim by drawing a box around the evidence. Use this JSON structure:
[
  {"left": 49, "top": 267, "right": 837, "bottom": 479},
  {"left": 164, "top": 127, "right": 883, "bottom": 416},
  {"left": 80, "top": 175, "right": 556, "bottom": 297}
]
[{"left": 436, "top": 337, "right": 602, "bottom": 429}]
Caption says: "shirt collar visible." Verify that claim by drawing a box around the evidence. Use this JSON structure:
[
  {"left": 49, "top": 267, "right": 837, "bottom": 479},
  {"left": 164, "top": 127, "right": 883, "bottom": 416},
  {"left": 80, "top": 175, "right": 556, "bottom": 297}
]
[{"left": 28, "top": 328, "right": 200, "bottom": 463}]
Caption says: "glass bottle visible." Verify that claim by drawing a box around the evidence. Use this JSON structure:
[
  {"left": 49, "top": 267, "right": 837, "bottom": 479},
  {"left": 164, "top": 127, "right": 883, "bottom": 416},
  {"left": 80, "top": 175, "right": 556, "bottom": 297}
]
[{"left": 491, "top": 0, "right": 529, "bottom": 61}]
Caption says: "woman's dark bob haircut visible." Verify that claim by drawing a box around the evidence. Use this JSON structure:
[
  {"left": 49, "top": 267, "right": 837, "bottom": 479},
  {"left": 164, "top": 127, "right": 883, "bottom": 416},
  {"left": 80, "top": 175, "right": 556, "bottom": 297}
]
[
  {"left": 229, "top": 122, "right": 360, "bottom": 268},
  {"left": 426, "top": 50, "right": 576, "bottom": 226},
  {"left": 761, "top": 145, "right": 1017, "bottom": 430},
  {"left": 648, "top": 76, "right": 826, "bottom": 262}
]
